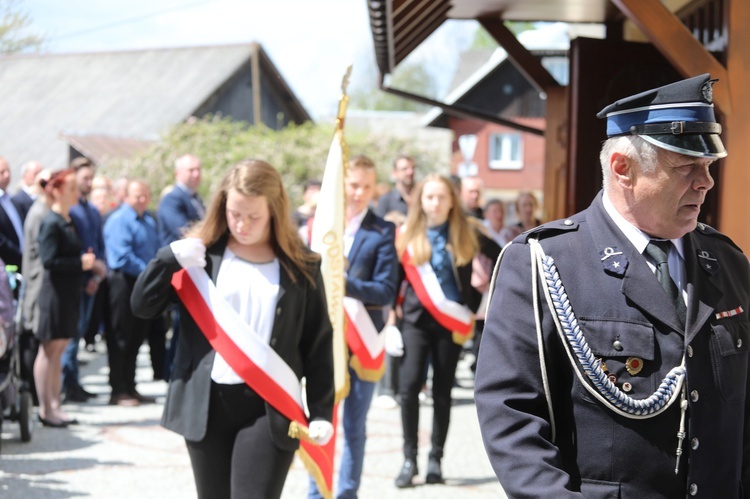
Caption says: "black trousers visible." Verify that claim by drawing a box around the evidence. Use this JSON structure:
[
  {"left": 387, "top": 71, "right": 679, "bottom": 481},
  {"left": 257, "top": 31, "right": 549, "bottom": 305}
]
[
  {"left": 185, "top": 382, "right": 295, "bottom": 499},
  {"left": 106, "top": 271, "right": 148, "bottom": 395},
  {"left": 398, "top": 315, "right": 462, "bottom": 461}
]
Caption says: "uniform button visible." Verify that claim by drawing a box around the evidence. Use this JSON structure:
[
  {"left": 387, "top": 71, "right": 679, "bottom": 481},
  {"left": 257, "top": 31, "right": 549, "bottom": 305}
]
[
  {"left": 691, "top": 437, "right": 699, "bottom": 450},
  {"left": 687, "top": 345, "right": 693, "bottom": 357},
  {"left": 690, "top": 390, "right": 699, "bottom": 402},
  {"left": 276, "top": 307, "right": 282, "bottom": 316},
  {"left": 613, "top": 340, "right": 623, "bottom": 351},
  {"left": 689, "top": 483, "right": 698, "bottom": 496},
  {"left": 564, "top": 219, "right": 574, "bottom": 226},
  {"left": 738, "top": 338, "right": 743, "bottom": 348},
  {"left": 270, "top": 338, "right": 277, "bottom": 346}
]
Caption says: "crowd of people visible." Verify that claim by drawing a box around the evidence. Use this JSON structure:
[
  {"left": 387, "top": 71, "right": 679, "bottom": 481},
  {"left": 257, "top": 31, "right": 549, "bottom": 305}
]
[
  {"left": 0, "top": 154, "right": 207, "bottom": 423},
  {"left": 1, "top": 73, "right": 747, "bottom": 499}
]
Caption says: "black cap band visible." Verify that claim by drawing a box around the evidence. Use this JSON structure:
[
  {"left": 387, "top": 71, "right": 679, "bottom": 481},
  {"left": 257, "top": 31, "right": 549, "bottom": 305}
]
[{"left": 628, "top": 121, "right": 722, "bottom": 136}]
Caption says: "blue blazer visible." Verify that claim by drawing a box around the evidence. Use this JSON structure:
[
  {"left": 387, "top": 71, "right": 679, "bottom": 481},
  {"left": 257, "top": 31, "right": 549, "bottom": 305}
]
[
  {"left": 11, "top": 190, "right": 33, "bottom": 224},
  {"left": 157, "top": 186, "right": 204, "bottom": 248},
  {"left": 345, "top": 210, "right": 398, "bottom": 332}
]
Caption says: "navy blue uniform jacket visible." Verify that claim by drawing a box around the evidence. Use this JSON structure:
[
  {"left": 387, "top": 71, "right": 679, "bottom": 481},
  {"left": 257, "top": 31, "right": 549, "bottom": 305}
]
[
  {"left": 475, "top": 192, "right": 750, "bottom": 498},
  {"left": 131, "top": 236, "right": 334, "bottom": 451},
  {"left": 345, "top": 209, "right": 398, "bottom": 332}
]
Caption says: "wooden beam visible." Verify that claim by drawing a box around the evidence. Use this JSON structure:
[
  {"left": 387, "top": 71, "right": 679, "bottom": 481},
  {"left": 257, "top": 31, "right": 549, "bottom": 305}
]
[
  {"left": 718, "top": 0, "right": 750, "bottom": 250},
  {"left": 478, "top": 17, "right": 561, "bottom": 95},
  {"left": 379, "top": 83, "right": 545, "bottom": 135},
  {"left": 543, "top": 86, "right": 569, "bottom": 221},
  {"left": 251, "top": 44, "right": 262, "bottom": 126},
  {"left": 612, "top": 0, "right": 730, "bottom": 115}
]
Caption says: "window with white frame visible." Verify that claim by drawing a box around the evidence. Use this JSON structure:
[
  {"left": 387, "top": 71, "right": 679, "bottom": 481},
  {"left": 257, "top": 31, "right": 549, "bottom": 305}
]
[{"left": 489, "top": 133, "right": 523, "bottom": 170}]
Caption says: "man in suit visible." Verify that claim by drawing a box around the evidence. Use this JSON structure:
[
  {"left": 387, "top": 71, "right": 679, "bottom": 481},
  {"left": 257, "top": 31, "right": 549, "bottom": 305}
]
[
  {"left": 308, "top": 155, "right": 399, "bottom": 499},
  {"left": 475, "top": 74, "right": 750, "bottom": 497},
  {"left": 158, "top": 154, "right": 204, "bottom": 248},
  {"left": 157, "top": 154, "right": 205, "bottom": 381},
  {"left": 63, "top": 157, "right": 107, "bottom": 403},
  {"left": 12, "top": 160, "right": 42, "bottom": 223},
  {"left": 0, "top": 156, "right": 24, "bottom": 268}
]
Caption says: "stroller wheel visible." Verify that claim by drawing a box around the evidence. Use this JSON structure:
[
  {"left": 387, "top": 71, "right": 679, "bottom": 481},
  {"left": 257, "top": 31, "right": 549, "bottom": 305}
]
[{"left": 19, "top": 391, "right": 32, "bottom": 442}]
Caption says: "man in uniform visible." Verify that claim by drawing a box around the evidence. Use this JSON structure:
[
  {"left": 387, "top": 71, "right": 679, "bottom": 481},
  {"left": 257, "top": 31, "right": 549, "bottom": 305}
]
[{"left": 475, "top": 74, "right": 749, "bottom": 497}]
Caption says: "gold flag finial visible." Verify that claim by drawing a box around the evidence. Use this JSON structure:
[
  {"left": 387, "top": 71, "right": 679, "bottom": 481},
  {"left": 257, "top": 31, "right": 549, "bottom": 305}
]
[{"left": 336, "top": 65, "right": 352, "bottom": 131}]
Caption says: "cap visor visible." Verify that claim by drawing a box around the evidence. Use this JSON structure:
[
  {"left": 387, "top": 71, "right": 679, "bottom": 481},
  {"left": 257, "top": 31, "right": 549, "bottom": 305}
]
[{"left": 640, "top": 133, "right": 727, "bottom": 159}]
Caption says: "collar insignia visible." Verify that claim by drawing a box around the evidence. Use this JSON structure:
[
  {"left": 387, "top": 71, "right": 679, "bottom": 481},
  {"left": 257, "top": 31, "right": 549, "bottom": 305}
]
[
  {"left": 697, "top": 249, "right": 719, "bottom": 275},
  {"left": 600, "top": 246, "right": 628, "bottom": 276}
]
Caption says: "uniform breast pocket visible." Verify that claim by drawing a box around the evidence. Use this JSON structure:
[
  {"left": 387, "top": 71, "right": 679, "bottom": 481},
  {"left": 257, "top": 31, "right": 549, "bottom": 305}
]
[
  {"left": 577, "top": 318, "right": 657, "bottom": 402},
  {"left": 709, "top": 321, "right": 749, "bottom": 402}
]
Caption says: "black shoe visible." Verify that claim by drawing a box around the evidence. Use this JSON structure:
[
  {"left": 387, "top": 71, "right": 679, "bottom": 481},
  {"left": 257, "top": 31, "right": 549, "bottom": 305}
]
[
  {"left": 425, "top": 457, "right": 443, "bottom": 484},
  {"left": 76, "top": 384, "right": 96, "bottom": 399},
  {"left": 38, "top": 415, "right": 70, "bottom": 428},
  {"left": 395, "top": 459, "right": 418, "bottom": 488},
  {"left": 130, "top": 391, "right": 157, "bottom": 404},
  {"left": 62, "top": 387, "right": 89, "bottom": 403}
]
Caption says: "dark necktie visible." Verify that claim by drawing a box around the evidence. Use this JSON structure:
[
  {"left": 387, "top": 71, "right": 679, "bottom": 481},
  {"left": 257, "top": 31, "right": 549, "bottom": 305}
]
[{"left": 644, "top": 240, "right": 687, "bottom": 326}]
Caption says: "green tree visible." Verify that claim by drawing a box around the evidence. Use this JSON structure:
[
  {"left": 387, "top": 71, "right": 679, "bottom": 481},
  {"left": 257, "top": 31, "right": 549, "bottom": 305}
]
[
  {"left": 100, "top": 116, "right": 448, "bottom": 209},
  {"left": 0, "top": 0, "right": 43, "bottom": 53}
]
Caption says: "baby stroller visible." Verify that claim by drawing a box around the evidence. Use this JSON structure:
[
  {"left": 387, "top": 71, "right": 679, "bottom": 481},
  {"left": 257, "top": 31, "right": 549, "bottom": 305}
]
[{"left": 0, "top": 263, "right": 33, "bottom": 451}]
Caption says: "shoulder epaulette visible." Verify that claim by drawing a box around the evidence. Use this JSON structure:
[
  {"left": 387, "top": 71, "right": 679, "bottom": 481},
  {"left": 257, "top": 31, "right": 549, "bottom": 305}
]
[
  {"left": 522, "top": 218, "right": 580, "bottom": 243},
  {"left": 694, "top": 222, "right": 743, "bottom": 252}
]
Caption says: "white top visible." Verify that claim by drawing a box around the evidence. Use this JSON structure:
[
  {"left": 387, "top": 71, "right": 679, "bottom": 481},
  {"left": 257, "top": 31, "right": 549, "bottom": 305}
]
[
  {"left": 210, "top": 248, "right": 280, "bottom": 384},
  {"left": 602, "top": 191, "right": 686, "bottom": 304},
  {"left": 344, "top": 208, "right": 367, "bottom": 258}
]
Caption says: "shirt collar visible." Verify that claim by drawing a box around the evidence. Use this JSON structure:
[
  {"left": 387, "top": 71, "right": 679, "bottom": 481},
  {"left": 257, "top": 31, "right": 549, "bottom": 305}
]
[
  {"left": 345, "top": 208, "right": 368, "bottom": 236},
  {"left": 602, "top": 191, "right": 684, "bottom": 259}
]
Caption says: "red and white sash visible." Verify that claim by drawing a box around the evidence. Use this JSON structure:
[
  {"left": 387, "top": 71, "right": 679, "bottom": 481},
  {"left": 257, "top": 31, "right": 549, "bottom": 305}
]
[
  {"left": 171, "top": 267, "right": 310, "bottom": 433},
  {"left": 344, "top": 297, "right": 385, "bottom": 382},
  {"left": 402, "top": 247, "right": 475, "bottom": 344}
]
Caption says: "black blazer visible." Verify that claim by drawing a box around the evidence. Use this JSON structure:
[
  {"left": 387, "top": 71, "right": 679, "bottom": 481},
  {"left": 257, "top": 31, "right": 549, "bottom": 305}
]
[
  {"left": 131, "top": 236, "right": 334, "bottom": 451},
  {"left": 0, "top": 197, "right": 23, "bottom": 268}
]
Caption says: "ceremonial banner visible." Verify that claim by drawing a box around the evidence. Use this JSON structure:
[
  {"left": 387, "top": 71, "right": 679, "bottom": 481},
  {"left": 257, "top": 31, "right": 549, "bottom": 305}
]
[{"left": 305, "top": 66, "right": 352, "bottom": 499}]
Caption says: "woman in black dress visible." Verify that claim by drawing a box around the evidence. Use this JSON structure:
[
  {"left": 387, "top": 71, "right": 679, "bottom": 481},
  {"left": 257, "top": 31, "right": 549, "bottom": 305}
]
[{"left": 33, "top": 169, "right": 95, "bottom": 427}]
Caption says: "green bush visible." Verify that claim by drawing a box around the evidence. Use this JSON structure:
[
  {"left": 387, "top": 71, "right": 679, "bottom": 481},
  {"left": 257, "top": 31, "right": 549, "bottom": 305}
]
[{"left": 101, "top": 115, "right": 447, "bottom": 208}]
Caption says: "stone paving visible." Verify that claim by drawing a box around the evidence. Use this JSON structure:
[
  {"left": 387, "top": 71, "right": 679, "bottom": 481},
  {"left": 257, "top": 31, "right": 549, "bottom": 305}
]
[{"left": 0, "top": 342, "right": 507, "bottom": 498}]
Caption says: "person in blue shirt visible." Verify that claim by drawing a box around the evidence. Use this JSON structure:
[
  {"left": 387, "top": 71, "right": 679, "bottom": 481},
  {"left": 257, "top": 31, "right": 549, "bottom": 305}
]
[
  {"left": 103, "top": 179, "right": 160, "bottom": 406},
  {"left": 63, "top": 157, "right": 107, "bottom": 403}
]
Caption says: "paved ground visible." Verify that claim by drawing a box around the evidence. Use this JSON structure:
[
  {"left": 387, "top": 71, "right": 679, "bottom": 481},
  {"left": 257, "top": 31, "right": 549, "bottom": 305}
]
[{"left": 0, "top": 341, "right": 507, "bottom": 498}]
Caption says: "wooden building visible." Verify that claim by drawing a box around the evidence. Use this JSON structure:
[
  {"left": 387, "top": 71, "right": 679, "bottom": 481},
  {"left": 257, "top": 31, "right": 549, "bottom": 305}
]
[
  {"left": 367, "top": 0, "right": 750, "bottom": 250},
  {"left": 0, "top": 43, "right": 310, "bottom": 170}
]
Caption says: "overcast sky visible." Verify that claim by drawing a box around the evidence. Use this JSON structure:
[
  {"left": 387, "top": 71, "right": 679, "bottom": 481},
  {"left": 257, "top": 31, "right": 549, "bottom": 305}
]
[{"left": 22, "top": 0, "right": 478, "bottom": 119}]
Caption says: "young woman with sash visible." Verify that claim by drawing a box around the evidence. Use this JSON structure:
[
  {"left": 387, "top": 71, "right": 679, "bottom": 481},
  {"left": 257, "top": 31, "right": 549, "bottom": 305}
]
[
  {"left": 132, "top": 160, "right": 334, "bottom": 499},
  {"left": 392, "top": 173, "right": 500, "bottom": 488}
]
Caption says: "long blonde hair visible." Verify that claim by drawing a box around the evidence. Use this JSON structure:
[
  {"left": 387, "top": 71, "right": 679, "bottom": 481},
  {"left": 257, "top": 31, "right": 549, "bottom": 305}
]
[
  {"left": 396, "top": 173, "right": 478, "bottom": 266},
  {"left": 187, "top": 159, "right": 320, "bottom": 285}
]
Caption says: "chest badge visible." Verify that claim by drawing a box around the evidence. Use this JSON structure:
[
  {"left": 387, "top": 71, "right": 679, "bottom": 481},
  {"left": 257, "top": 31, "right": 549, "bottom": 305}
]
[{"left": 625, "top": 357, "right": 644, "bottom": 376}]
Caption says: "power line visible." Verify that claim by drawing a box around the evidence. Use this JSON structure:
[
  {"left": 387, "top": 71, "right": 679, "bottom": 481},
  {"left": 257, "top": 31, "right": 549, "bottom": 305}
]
[{"left": 48, "top": 0, "right": 219, "bottom": 41}]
